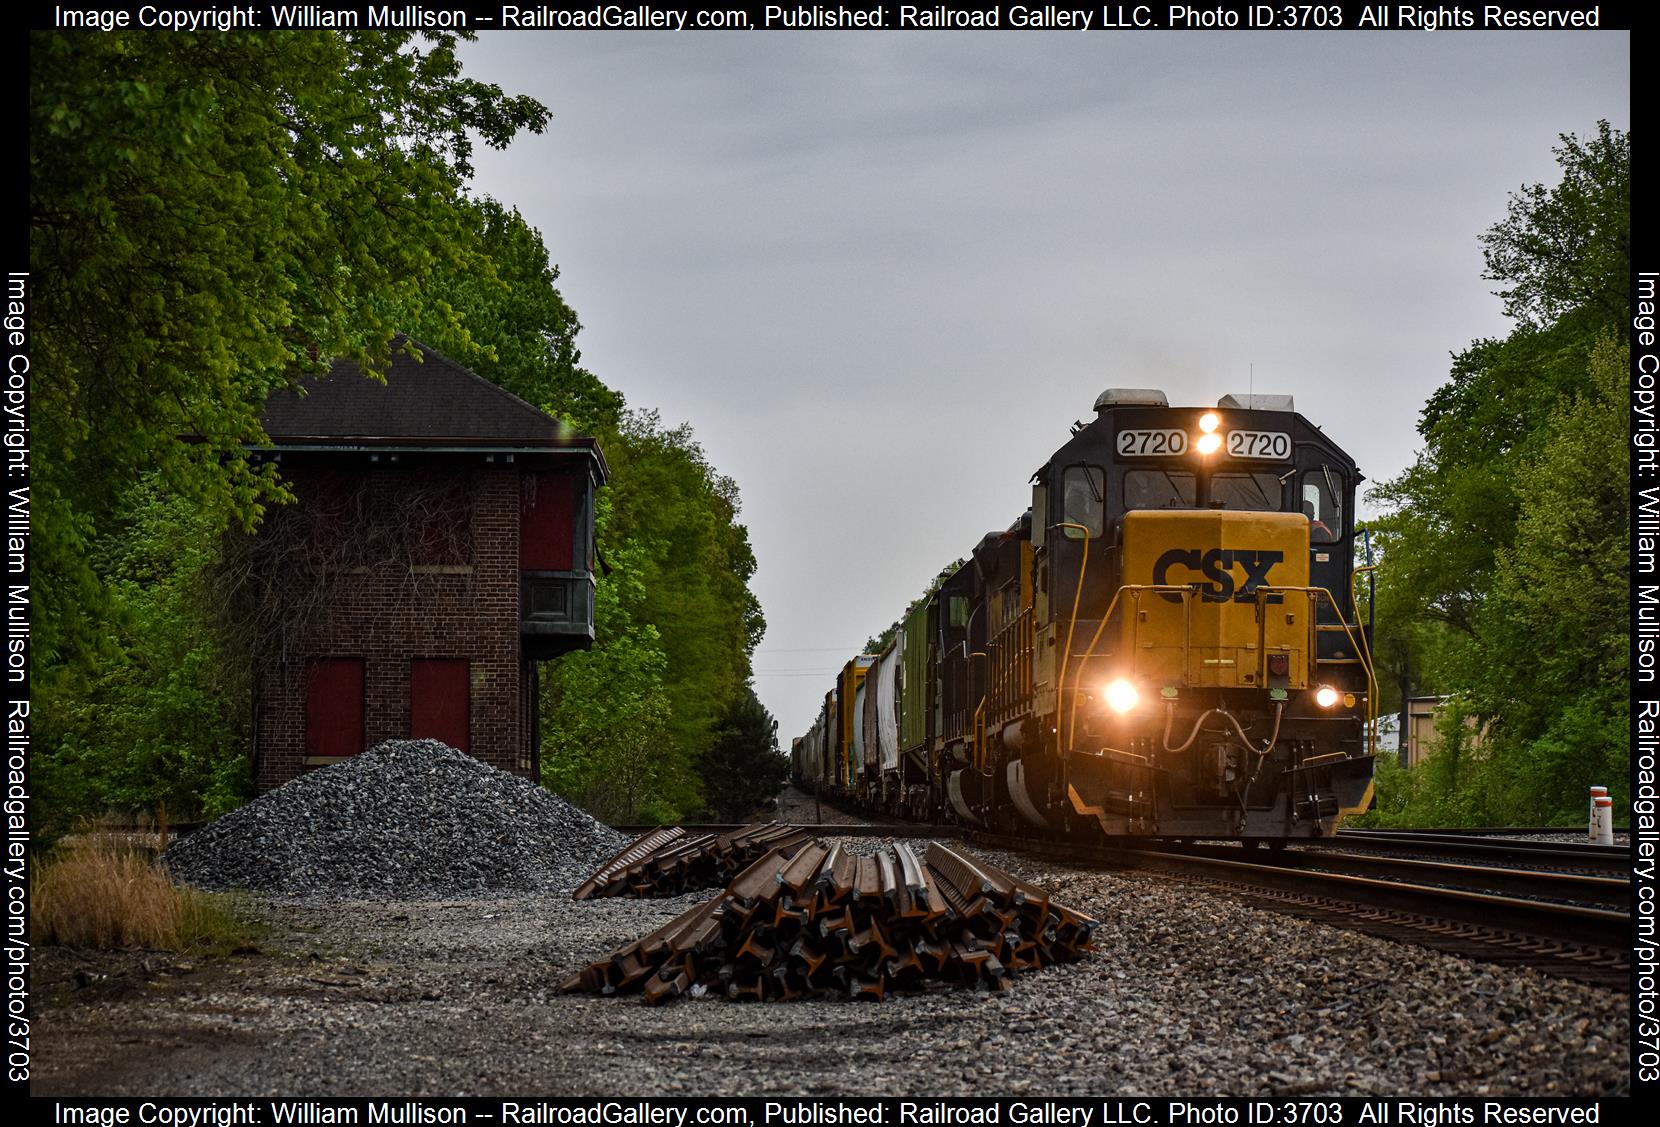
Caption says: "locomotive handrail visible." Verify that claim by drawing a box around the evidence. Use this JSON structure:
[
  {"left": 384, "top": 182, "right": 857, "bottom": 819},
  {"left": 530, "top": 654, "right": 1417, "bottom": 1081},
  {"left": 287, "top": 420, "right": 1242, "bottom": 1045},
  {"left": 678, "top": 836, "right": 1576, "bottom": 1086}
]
[
  {"left": 1349, "top": 565, "right": 1380, "bottom": 755},
  {"left": 1326, "top": 581, "right": 1379, "bottom": 757},
  {"left": 1254, "top": 584, "right": 1379, "bottom": 757},
  {"left": 1062, "top": 583, "right": 1196, "bottom": 751},
  {"left": 969, "top": 651, "right": 993, "bottom": 776},
  {"left": 1053, "top": 521, "right": 1094, "bottom": 762}
]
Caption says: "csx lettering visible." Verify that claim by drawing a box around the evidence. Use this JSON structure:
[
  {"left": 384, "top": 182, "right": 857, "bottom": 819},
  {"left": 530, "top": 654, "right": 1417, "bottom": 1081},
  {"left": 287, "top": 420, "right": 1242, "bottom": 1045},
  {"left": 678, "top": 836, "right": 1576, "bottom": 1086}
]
[{"left": 1152, "top": 548, "right": 1284, "bottom": 603}]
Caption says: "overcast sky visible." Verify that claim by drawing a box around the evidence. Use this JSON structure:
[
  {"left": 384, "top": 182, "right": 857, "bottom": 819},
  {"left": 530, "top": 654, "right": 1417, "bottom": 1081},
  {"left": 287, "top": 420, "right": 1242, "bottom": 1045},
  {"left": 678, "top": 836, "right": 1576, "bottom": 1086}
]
[{"left": 457, "top": 30, "right": 1629, "bottom": 742}]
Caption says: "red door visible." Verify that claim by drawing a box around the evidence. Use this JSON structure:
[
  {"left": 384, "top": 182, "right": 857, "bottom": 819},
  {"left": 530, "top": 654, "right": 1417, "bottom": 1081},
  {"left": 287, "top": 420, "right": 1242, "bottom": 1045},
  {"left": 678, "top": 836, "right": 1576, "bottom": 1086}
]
[
  {"left": 410, "top": 659, "right": 470, "bottom": 753},
  {"left": 306, "top": 658, "right": 365, "bottom": 758}
]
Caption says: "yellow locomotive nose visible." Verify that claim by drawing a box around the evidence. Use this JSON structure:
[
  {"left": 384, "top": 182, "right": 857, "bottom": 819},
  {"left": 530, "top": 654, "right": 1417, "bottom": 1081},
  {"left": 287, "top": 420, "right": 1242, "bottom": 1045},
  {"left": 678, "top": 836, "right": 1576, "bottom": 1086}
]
[{"left": 1118, "top": 509, "right": 1313, "bottom": 691}]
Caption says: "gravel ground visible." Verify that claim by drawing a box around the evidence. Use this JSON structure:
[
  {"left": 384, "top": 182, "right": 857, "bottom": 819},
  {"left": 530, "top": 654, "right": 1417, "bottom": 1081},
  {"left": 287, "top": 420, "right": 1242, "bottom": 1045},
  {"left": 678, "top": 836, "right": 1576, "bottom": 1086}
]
[
  {"left": 773, "top": 784, "right": 897, "bottom": 826},
  {"left": 1503, "top": 832, "right": 1629, "bottom": 846},
  {"left": 33, "top": 839, "right": 1628, "bottom": 1097}
]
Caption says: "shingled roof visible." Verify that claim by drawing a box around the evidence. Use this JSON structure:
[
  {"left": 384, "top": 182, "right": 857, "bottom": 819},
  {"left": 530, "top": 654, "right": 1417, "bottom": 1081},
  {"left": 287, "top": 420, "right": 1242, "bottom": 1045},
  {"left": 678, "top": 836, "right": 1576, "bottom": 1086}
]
[{"left": 260, "top": 335, "right": 582, "bottom": 449}]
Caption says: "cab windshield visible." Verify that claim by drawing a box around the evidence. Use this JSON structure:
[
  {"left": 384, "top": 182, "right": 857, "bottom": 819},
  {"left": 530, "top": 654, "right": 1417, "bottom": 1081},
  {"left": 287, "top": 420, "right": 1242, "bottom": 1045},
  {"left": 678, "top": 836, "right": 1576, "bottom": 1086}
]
[
  {"left": 1212, "top": 472, "right": 1284, "bottom": 512},
  {"left": 1124, "top": 469, "right": 1195, "bottom": 510}
]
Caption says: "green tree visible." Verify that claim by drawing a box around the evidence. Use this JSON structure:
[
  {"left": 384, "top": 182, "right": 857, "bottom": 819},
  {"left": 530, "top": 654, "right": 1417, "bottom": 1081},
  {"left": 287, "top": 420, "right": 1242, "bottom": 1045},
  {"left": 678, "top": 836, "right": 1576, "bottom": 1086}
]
[
  {"left": 537, "top": 411, "right": 765, "bottom": 821},
  {"left": 538, "top": 524, "right": 677, "bottom": 824},
  {"left": 397, "top": 197, "right": 625, "bottom": 432},
  {"left": 30, "top": 30, "right": 548, "bottom": 668},
  {"left": 1471, "top": 339, "right": 1630, "bottom": 813},
  {"left": 698, "top": 688, "right": 789, "bottom": 822},
  {"left": 597, "top": 411, "right": 763, "bottom": 802},
  {"left": 1366, "top": 124, "right": 1630, "bottom": 824},
  {"left": 1479, "top": 120, "right": 1630, "bottom": 330},
  {"left": 34, "top": 31, "right": 770, "bottom": 831},
  {"left": 33, "top": 482, "right": 251, "bottom": 836}
]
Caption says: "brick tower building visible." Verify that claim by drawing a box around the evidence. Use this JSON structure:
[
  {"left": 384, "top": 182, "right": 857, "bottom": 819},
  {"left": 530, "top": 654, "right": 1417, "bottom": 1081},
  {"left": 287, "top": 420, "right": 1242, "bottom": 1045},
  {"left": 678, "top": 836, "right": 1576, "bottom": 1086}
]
[{"left": 245, "top": 337, "right": 606, "bottom": 791}]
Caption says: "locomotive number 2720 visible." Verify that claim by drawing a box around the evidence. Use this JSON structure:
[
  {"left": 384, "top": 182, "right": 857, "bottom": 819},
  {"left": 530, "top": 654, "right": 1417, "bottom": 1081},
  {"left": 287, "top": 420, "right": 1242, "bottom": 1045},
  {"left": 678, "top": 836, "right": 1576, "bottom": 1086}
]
[
  {"left": 1226, "top": 430, "right": 1291, "bottom": 459},
  {"left": 1117, "top": 428, "right": 1189, "bottom": 456}
]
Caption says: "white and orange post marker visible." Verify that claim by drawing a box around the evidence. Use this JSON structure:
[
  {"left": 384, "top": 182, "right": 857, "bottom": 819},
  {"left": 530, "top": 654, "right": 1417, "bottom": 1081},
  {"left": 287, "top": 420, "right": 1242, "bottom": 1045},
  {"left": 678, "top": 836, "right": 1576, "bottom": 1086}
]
[{"left": 1588, "top": 786, "right": 1613, "bottom": 845}]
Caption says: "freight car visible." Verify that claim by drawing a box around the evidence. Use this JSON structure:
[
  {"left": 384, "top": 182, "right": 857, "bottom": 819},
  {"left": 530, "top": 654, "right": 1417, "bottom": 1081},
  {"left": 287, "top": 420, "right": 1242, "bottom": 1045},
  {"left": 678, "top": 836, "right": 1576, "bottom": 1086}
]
[{"left": 792, "top": 389, "right": 1377, "bottom": 841}]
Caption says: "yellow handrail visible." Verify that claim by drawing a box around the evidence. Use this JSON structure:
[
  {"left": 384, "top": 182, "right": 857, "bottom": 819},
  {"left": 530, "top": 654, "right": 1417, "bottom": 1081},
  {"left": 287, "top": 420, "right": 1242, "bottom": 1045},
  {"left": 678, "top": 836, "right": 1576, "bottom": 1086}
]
[
  {"left": 1303, "top": 585, "right": 1379, "bottom": 753},
  {"left": 972, "top": 696, "right": 989, "bottom": 775},
  {"left": 1052, "top": 522, "right": 1091, "bottom": 761},
  {"left": 1064, "top": 583, "right": 1191, "bottom": 750},
  {"left": 1350, "top": 564, "right": 1380, "bottom": 755}
]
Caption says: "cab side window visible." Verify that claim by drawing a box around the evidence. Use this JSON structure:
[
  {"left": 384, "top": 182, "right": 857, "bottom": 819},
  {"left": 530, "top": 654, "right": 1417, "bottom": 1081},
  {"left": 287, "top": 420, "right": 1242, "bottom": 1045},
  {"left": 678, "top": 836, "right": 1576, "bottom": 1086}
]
[
  {"left": 1302, "top": 475, "right": 1342, "bottom": 544},
  {"left": 1062, "top": 465, "right": 1106, "bottom": 539}
]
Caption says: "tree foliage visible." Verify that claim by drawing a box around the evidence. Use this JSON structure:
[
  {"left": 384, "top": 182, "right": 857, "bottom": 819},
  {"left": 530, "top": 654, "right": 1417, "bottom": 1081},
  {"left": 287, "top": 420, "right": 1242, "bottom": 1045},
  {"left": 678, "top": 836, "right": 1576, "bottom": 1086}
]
[
  {"left": 1479, "top": 121, "right": 1630, "bottom": 329},
  {"left": 33, "top": 483, "right": 250, "bottom": 838},
  {"left": 538, "top": 526, "right": 676, "bottom": 823},
  {"left": 32, "top": 30, "right": 552, "bottom": 825},
  {"left": 30, "top": 30, "right": 548, "bottom": 668},
  {"left": 1365, "top": 123, "right": 1630, "bottom": 824},
  {"left": 539, "top": 411, "right": 764, "bottom": 820},
  {"left": 396, "top": 197, "right": 625, "bottom": 433},
  {"left": 397, "top": 199, "right": 766, "bottom": 820},
  {"left": 698, "top": 688, "right": 789, "bottom": 822}
]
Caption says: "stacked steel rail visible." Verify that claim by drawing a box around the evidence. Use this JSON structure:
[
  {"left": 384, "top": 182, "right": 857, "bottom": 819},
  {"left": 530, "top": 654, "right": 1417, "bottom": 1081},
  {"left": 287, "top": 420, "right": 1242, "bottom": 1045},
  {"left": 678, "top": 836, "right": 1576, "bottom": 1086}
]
[
  {"left": 563, "top": 840, "right": 1096, "bottom": 1004},
  {"left": 572, "top": 823, "right": 817, "bottom": 900}
]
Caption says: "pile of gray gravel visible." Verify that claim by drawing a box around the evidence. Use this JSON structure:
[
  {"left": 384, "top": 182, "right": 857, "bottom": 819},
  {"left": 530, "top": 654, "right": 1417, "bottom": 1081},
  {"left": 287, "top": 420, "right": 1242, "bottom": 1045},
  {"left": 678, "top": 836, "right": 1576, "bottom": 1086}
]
[{"left": 162, "top": 739, "right": 626, "bottom": 899}]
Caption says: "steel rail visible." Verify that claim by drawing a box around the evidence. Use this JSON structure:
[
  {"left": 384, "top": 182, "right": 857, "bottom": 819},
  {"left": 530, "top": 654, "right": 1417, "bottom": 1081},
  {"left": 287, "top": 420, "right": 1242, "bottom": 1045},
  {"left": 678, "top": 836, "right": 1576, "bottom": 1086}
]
[
  {"left": 1351, "top": 825, "right": 1630, "bottom": 837},
  {"left": 968, "top": 830, "right": 1631, "bottom": 987},
  {"left": 1167, "top": 840, "right": 1629, "bottom": 910},
  {"left": 1338, "top": 829, "right": 1627, "bottom": 854},
  {"left": 610, "top": 822, "right": 961, "bottom": 838},
  {"left": 1323, "top": 830, "right": 1629, "bottom": 871}
]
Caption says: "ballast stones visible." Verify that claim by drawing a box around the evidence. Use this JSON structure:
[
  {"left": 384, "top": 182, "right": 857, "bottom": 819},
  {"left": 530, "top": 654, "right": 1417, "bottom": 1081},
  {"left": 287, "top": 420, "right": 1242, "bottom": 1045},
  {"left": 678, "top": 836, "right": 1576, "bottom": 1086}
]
[{"left": 162, "top": 739, "right": 626, "bottom": 899}]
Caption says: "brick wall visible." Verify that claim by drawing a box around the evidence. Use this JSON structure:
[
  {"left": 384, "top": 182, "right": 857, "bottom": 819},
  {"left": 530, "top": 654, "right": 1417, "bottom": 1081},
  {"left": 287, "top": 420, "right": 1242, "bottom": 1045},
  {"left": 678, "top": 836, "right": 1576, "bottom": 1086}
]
[{"left": 252, "top": 459, "right": 528, "bottom": 791}]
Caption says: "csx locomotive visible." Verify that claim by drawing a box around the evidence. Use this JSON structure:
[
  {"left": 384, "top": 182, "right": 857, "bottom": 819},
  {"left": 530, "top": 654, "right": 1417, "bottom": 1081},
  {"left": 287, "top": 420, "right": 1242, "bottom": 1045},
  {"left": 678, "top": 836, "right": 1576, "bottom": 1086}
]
[{"left": 791, "top": 389, "right": 1376, "bottom": 841}]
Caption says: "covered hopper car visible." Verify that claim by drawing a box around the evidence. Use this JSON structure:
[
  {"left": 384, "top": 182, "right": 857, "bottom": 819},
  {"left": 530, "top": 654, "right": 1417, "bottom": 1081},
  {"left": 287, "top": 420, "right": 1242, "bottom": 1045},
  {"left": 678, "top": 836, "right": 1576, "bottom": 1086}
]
[{"left": 792, "top": 389, "right": 1377, "bottom": 841}]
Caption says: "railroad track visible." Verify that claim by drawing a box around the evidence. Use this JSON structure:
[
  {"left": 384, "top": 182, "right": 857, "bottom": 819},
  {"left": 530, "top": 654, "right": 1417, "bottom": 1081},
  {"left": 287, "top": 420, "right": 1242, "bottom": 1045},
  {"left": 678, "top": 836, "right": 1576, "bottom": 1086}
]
[
  {"left": 1170, "top": 839, "right": 1628, "bottom": 909},
  {"left": 1357, "top": 825, "right": 1629, "bottom": 836},
  {"left": 610, "top": 822, "right": 960, "bottom": 838},
  {"left": 1319, "top": 829, "right": 1629, "bottom": 875},
  {"left": 967, "top": 832, "right": 1631, "bottom": 988}
]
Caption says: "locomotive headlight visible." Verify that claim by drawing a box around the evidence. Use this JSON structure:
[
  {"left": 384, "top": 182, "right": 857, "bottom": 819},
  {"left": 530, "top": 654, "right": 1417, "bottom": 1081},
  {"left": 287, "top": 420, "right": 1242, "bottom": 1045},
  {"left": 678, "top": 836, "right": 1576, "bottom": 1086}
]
[
  {"left": 1195, "top": 432, "right": 1223, "bottom": 455},
  {"left": 1313, "top": 685, "right": 1341, "bottom": 709},
  {"left": 1199, "top": 412, "right": 1221, "bottom": 434},
  {"left": 1104, "top": 679, "right": 1140, "bottom": 713}
]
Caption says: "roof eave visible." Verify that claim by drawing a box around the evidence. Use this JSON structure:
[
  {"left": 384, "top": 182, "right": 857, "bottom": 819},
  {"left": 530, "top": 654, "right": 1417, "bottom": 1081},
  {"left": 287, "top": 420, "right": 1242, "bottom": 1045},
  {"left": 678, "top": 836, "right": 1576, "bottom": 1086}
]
[{"left": 244, "top": 435, "right": 610, "bottom": 483}]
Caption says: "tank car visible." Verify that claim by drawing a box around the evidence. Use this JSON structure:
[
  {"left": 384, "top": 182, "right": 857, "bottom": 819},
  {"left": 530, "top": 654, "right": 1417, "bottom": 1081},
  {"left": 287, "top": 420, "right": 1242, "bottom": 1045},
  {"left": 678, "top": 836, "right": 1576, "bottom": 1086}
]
[{"left": 800, "top": 388, "right": 1376, "bottom": 841}]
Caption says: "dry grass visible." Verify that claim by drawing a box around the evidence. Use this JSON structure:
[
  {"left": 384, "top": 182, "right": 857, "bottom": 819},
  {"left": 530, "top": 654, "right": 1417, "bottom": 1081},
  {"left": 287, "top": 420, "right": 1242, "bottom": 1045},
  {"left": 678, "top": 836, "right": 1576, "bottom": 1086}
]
[{"left": 31, "top": 835, "right": 253, "bottom": 952}]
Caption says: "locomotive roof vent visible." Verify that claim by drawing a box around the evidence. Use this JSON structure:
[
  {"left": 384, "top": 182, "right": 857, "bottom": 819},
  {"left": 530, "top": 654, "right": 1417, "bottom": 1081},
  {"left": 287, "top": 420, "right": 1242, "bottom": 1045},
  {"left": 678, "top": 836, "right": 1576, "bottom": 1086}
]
[
  {"left": 1218, "top": 393, "right": 1295, "bottom": 412},
  {"left": 1094, "top": 388, "right": 1169, "bottom": 411}
]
